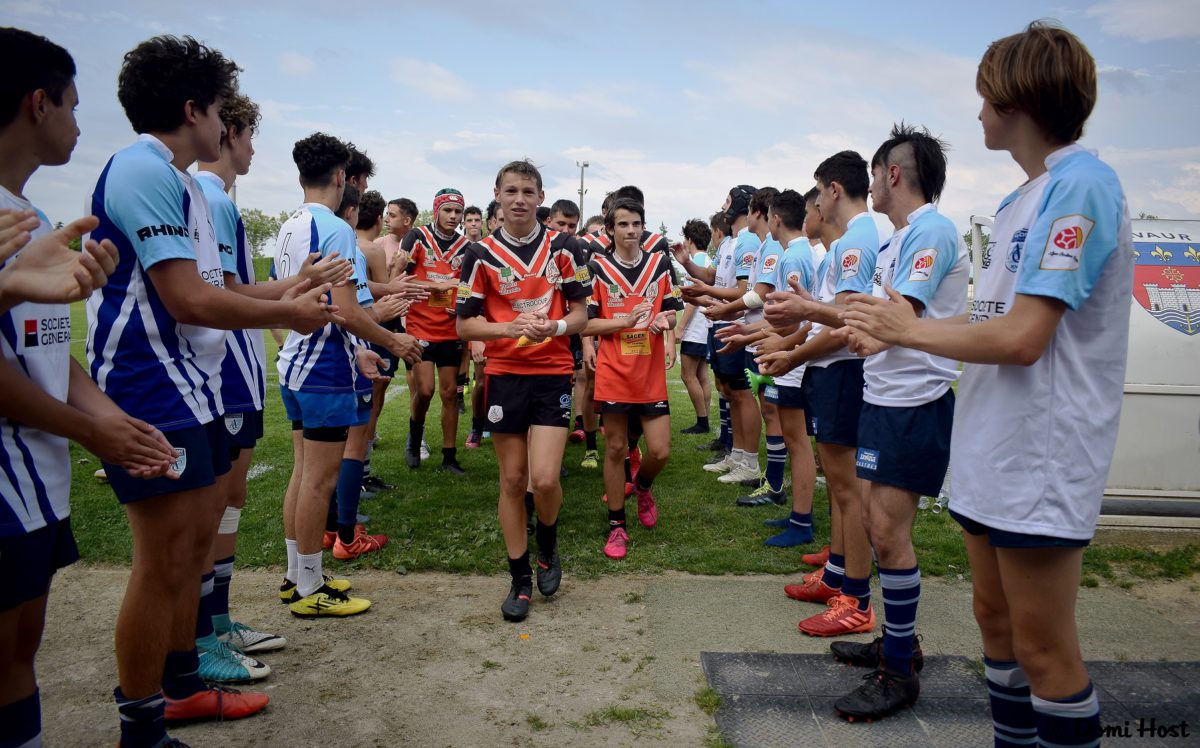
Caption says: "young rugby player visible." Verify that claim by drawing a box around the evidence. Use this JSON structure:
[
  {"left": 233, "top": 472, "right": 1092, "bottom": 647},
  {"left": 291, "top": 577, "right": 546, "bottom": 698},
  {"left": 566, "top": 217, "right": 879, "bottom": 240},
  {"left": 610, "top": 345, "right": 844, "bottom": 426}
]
[
  {"left": 674, "top": 220, "right": 714, "bottom": 434},
  {"left": 344, "top": 142, "right": 374, "bottom": 192},
  {"left": 87, "top": 35, "right": 339, "bottom": 741},
  {"left": 456, "top": 160, "right": 591, "bottom": 622},
  {"left": 463, "top": 205, "right": 484, "bottom": 242},
  {"left": 758, "top": 152, "right": 879, "bottom": 638},
  {"left": 0, "top": 28, "right": 180, "bottom": 748},
  {"left": 402, "top": 188, "right": 471, "bottom": 474},
  {"left": 275, "top": 133, "right": 421, "bottom": 618},
  {"left": 584, "top": 198, "right": 681, "bottom": 559},
  {"left": 818, "top": 124, "right": 969, "bottom": 720},
  {"left": 840, "top": 24, "right": 1128, "bottom": 743}
]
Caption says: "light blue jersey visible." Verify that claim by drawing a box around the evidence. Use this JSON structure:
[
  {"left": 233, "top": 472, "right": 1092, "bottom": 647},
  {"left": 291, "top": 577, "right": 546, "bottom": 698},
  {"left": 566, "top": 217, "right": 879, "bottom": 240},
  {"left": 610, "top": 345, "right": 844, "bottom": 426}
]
[
  {"left": 0, "top": 187, "right": 70, "bottom": 537},
  {"left": 809, "top": 212, "right": 880, "bottom": 368},
  {"left": 744, "top": 233, "right": 782, "bottom": 337},
  {"left": 953, "top": 144, "right": 1133, "bottom": 540},
  {"left": 733, "top": 227, "right": 759, "bottom": 281},
  {"left": 87, "top": 135, "right": 226, "bottom": 431},
  {"left": 774, "top": 235, "right": 817, "bottom": 388},
  {"left": 863, "top": 204, "right": 968, "bottom": 406},
  {"left": 275, "top": 203, "right": 372, "bottom": 393},
  {"left": 197, "top": 171, "right": 265, "bottom": 414}
]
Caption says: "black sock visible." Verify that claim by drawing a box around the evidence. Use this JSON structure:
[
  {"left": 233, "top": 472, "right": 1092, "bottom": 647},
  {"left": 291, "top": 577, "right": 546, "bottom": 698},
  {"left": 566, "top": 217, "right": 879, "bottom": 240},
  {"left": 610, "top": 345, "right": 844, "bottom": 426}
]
[
  {"left": 472, "top": 416, "right": 485, "bottom": 432},
  {"left": 697, "top": 416, "right": 709, "bottom": 430},
  {"left": 574, "top": 414, "right": 583, "bottom": 430},
  {"left": 608, "top": 507, "right": 627, "bottom": 528},
  {"left": 325, "top": 494, "right": 338, "bottom": 532},
  {"left": 585, "top": 430, "right": 597, "bottom": 450},
  {"left": 443, "top": 447, "right": 457, "bottom": 465},
  {"left": 535, "top": 519, "right": 558, "bottom": 559},
  {"left": 635, "top": 473, "right": 654, "bottom": 492},
  {"left": 408, "top": 419, "right": 424, "bottom": 452},
  {"left": 337, "top": 523, "right": 356, "bottom": 544},
  {"left": 456, "top": 374, "right": 467, "bottom": 392},
  {"left": 524, "top": 491, "right": 535, "bottom": 521},
  {"left": 508, "top": 553, "right": 532, "bottom": 586}
]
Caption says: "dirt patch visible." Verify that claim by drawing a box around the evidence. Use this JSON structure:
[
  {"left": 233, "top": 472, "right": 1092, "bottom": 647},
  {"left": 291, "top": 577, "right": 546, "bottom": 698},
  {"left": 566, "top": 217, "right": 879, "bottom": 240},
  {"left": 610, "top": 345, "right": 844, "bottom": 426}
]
[{"left": 39, "top": 566, "right": 710, "bottom": 747}]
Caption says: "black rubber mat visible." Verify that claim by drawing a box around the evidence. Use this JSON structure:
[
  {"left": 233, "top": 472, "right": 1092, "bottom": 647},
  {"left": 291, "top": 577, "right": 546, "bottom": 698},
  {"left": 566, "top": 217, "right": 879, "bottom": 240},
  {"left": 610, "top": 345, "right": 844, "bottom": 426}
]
[{"left": 701, "top": 652, "right": 1200, "bottom": 747}]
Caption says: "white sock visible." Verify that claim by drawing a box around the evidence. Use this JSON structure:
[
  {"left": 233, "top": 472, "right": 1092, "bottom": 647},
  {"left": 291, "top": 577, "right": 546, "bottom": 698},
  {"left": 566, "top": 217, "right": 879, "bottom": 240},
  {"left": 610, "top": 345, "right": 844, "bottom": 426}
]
[
  {"left": 296, "top": 551, "right": 324, "bottom": 597},
  {"left": 285, "top": 538, "right": 299, "bottom": 583},
  {"left": 729, "top": 448, "right": 743, "bottom": 463},
  {"left": 743, "top": 450, "right": 759, "bottom": 469}
]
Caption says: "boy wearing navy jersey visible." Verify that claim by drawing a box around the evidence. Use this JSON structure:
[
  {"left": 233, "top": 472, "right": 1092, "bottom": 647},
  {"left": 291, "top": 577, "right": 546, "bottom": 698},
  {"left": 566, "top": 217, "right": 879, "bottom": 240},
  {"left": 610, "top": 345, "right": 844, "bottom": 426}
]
[
  {"left": 842, "top": 24, "right": 1129, "bottom": 745},
  {"left": 87, "top": 36, "right": 337, "bottom": 744},
  {"left": 0, "top": 28, "right": 178, "bottom": 748}
]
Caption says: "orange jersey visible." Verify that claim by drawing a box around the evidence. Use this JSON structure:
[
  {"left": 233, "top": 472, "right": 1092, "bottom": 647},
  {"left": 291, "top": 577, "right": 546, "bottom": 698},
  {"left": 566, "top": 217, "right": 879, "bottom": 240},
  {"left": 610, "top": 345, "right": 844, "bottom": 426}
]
[
  {"left": 588, "top": 252, "right": 683, "bottom": 403},
  {"left": 402, "top": 226, "right": 470, "bottom": 342},
  {"left": 455, "top": 226, "right": 592, "bottom": 376}
]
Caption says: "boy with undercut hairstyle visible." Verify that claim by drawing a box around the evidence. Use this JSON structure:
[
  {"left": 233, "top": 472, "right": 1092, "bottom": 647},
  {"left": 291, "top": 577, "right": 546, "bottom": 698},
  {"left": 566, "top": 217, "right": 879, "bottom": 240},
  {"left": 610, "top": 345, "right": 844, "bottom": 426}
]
[
  {"left": 456, "top": 159, "right": 592, "bottom": 622},
  {"left": 0, "top": 28, "right": 182, "bottom": 748},
  {"left": 87, "top": 35, "right": 342, "bottom": 743},
  {"left": 344, "top": 142, "right": 375, "bottom": 192},
  {"left": 819, "top": 123, "right": 968, "bottom": 721},
  {"left": 758, "top": 151, "right": 879, "bottom": 640},
  {"left": 402, "top": 187, "right": 471, "bottom": 474},
  {"left": 275, "top": 132, "right": 422, "bottom": 619},
  {"left": 842, "top": 23, "right": 1128, "bottom": 745}
]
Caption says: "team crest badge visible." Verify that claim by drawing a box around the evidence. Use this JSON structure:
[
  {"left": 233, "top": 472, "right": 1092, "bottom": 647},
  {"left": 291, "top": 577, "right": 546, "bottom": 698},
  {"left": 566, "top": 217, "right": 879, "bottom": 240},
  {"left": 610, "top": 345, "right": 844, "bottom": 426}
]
[
  {"left": 171, "top": 447, "right": 187, "bottom": 475},
  {"left": 1132, "top": 223, "right": 1200, "bottom": 336},
  {"left": 840, "top": 249, "right": 862, "bottom": 279},
  {"left": 488, "top": 405, "right": 504, "bottom": 423},
  {"left": 224, "top": 413, "right": 243, "bottom": 435},
  {"left": 1040, "top": 215, "right": 1094, "bottom": 271}
]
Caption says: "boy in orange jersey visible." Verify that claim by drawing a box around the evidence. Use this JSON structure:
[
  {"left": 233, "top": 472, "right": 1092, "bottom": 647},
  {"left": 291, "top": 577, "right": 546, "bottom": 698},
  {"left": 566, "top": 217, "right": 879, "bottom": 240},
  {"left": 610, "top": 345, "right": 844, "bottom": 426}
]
[
  {"left": 402, "top": 188, "right": 470, "bottom": 473},
  {"left": 456, "top": 160, "right": 592, "bottom": 622},
  {"left": 583, "top": 199, "right": 681, "bottom": 560}
]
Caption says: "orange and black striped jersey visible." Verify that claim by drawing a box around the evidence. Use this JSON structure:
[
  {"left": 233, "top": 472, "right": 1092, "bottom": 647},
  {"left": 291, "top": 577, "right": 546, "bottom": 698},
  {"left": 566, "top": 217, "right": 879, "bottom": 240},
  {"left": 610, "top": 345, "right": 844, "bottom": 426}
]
[
  {"left": 587, "top": 251, "right": 683, "bottom": 404},
  {"left": 455, "top": 225, "right": 591, "bottom": 376},
  {"left": 402, "top": 226, "right": 470, "bottom": 342}
]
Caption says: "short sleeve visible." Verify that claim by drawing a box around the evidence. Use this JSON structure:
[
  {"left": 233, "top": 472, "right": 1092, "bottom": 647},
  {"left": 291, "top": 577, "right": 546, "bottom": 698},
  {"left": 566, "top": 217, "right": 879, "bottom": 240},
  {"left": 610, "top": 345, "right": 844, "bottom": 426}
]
[
  {"left": 755, "top": 242, "right": 782, "bottom": 290},
  {"left": 210, "top": 197, "right": 240, "bottom": 275},
  {"left": 890, "top": 223, "right": 959, "bottom": 306},
  {"left": 832, "top": 241, "right": 872, "bottom": 295},
  {"left": 557, "top": 237, "right": 593, "bottom": 302},
  {"left": 455, "top": 243, "right": 487, "bottom": 318},
  {"left": 735, "top": 234, "right": 758, "bottom": 279},
  {"left": 104, "top": 158, "right": 194, "bottom": 269},
  {"left": 1016, "top": 167, "right": 1125, "bottom": 311}
]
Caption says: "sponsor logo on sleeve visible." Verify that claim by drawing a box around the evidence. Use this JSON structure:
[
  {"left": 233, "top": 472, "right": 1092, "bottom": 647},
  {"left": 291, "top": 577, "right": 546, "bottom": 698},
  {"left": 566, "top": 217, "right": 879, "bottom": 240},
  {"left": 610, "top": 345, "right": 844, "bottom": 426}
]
[
  {"left": 456, "top": 283, "right": 472, "bottom": 302},
  {"left": 1040, "top": 215, "right": 1095, "bottom": 271},
  {"left": 840, "top": 248, "right": 863, "bottom": 280},
  {"left": 908, "top": 248, "right": 938, "bottom": 282},
  {"left": 671, "top": 286, "right": 682, "bottom": 299},
  {"left": 135, "top": 224, "right": 189, "bottom": 242},
  {"left": 762, "top": 255, "right": 778, "bottom": 272},
  {"left": 740, "top": 252, "right": 756, "bottom": 268},
  {"left": 575, "top": 266, "right": 591, "bottom": 282}
]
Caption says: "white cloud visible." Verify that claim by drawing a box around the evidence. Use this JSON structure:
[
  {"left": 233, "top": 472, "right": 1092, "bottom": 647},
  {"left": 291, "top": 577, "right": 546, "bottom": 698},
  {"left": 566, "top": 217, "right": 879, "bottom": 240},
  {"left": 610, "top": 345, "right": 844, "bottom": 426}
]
[
  {"left": 506, "top": 89, "right": 636, "bottom": 118},
  {"left": 1086, "top": 0, "right": 1200, "bottom": 41},
  {"left": 431, "top": 130, "right": 508, "bottom": 154},
  {"left": 389, "top": 58, "right": 472, "bottom": 101},
  {"left": 278, "top": 52, "right": 315, "bottom": 76},
  {"left": 1098, "top": 65, "right": 1152, "bottom": 94}
]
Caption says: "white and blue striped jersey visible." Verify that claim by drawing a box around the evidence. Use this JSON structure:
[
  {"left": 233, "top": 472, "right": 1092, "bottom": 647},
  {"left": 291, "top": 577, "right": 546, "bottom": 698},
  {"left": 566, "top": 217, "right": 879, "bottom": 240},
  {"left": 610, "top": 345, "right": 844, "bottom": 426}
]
[
  {"left": 774, "top": 235, "right": 817, "bottom": 388},
  {"left": 86, "top": 135, "right": 226, "bottom": 431},
  {"left": 807, "top": 212, "right": 880, "bottom": 369},
  {"left": 678, "top": 252, "right": 712, "bottom": 345},
  {"left": 0, "top": 187, "right": 71, "bottom": 537},
  {"left": 713, "top": 235, "right": 737, "bottom": 291},
  {"left": 862, "top": 204, "right": 968, "bottom": 407},
  {"left": 745, "top": 233, "right": 783, "bottom": 327},
  {"left": 952, "top": 145, "right": 1133, "bottom": 540},
  {"left": 274, "top": 203, "right": 373, "bottom": 393},
  {"left": 197, "top": 171, "right": 265, "bottom": 414}
]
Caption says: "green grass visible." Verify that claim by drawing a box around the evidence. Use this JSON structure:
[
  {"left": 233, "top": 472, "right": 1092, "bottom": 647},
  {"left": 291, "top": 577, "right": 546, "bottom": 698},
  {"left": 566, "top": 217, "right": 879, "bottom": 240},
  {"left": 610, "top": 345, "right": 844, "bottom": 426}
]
[
  {"left": 63, "top": 300, "right": 1200, "bottom": 584},
  {"left": 693, "top": 686, "right": 722, "bottom": 716},
  {"left": 582, "top": 705, "right": 671, "bottom": 731}
]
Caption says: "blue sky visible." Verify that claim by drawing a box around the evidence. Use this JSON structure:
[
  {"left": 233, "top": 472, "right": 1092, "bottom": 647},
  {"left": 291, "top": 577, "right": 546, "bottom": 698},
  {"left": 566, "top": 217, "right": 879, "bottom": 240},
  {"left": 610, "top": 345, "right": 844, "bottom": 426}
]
[{"left": 7, "top": 0, "right": 1200, "bottom": 243}]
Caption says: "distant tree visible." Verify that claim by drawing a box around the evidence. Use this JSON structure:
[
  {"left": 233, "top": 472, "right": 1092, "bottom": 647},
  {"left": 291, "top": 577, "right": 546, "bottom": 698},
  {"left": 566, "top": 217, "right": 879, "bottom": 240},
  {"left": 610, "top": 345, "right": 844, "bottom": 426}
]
[
  {"left": 962, "top": 228, "right": 990, "bottom": 264},
  {"left": 658, "top": 221, "right": 669, "bottom": 237},
  {"left": 414, "top": 209, "right": 434, "bottom": 228},
  {"left": 1137, "top": 211, "right": 1159, "bottom": 219},
  {"left": 242, "top": 208, "right": 283, "bottom": 257}
]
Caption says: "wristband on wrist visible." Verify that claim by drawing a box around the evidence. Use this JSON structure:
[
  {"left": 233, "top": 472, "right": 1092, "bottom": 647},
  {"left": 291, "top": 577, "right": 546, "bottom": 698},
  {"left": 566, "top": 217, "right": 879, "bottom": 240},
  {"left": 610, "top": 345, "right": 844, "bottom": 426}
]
[
  {"left": 554, "top": 319, "right": 568, "bottom": 336},
  {"left": 742, "top": 290, "right": 764, "bottom": 309}
]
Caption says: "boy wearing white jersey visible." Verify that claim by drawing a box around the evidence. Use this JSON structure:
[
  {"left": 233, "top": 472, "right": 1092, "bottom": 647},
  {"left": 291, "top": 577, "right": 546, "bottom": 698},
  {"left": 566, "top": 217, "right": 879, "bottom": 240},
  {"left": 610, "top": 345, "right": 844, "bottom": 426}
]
[
  {"left": 0, "top": 29, "right": 179, "bottom": 748},
  {"left": 674, "top": 219, "right": 714, "bottom": 435},
  {"left": 842, "top": 24, "right": 1129, "bottom": 746},
  {"left": 759, "top": 152, "right": 879, "bottom": 639},
  {"left": 88, "top": 36, "right": 338, "bottom": 743},
  {"left": 274, "top": 133, "right": 421, "bottom": 618},
  {"left": 822, "top": 124, "right": 968, "bottom": 721}
]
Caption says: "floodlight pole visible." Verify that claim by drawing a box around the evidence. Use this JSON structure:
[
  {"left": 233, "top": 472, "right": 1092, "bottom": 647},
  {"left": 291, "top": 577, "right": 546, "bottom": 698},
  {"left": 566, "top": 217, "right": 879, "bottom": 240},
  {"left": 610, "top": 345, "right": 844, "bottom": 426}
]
[{"left": 577, "top": 160, "right": 589, "bottom": 220}]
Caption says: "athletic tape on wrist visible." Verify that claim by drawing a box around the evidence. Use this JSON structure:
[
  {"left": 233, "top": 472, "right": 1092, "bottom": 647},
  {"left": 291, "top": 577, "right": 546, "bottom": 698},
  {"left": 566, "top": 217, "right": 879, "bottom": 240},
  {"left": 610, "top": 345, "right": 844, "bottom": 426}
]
[
  {"left": 742, "top": 290, "right": 764, "bottom": 309},
  {"left": 218, "top": 506, "right": 242, "bottom": 534},
  {"left": 554, "top": 319, "right": 568, "bottom": 336}
]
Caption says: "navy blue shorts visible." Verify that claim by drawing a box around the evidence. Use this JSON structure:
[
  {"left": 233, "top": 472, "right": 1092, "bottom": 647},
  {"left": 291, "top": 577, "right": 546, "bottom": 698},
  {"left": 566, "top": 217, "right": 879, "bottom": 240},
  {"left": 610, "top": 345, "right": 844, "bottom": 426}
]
[
  {"left": 104, "top": 419, "right": 231, "bottom": 504},
  {"left": 223, "top": 409, "right": 264, "bottom": 451},
  {"left": 0, "top": 516, "right": 79, "bottom": 611},
  {"left": 368, "top": 342, "right": 400, "bottom": 378},
  {"left": 801, "top": 359, "right": 864, "bottom": 447},
  {"left": 680, "top": 340, "right": 707, "bottom": 359},
  {"left": 855, "top": 390, "right": 954, "bottom": 497},
  {"left": 485, "top": 374, "right": 573, "bottom": 434},
  {"left": 710, "top": 326, "right": 750, "bottom": 390},
  {"left": 764, "top": 382, "right": 806, "bottom": 410},
  {"left": 406, "top": 339, "right": 463, "bottom": 370},
  {"left": 950, "top": 509, "right": 1091, "bottom": 549},
  {"left": 597, "top": 400, "right": 670, "bottom": 417}
]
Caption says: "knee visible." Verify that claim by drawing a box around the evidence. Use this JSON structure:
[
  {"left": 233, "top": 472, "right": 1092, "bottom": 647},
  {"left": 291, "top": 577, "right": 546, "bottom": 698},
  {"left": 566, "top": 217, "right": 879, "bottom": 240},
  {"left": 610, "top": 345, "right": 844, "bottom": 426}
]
[
  {"left": 644, "top": 441, "right": 669, "bottom": 465},
  {"left": 972, "top": 593, "right": 1010, "bottom": 639},
  {"left": 529, "top": 475, "right": 558, "bottom": 497},
  {"left": 499, "top": 474, "right": 527, "bottom": 498},
  {"left": 604, "top": 441, "right": 627, "bottom": 461}
]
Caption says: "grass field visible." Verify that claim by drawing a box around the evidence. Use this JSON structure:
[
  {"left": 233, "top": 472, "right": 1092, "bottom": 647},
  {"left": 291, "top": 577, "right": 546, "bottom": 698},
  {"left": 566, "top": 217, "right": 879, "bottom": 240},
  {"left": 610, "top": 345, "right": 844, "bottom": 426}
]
[{"left": 64, "top": 301, "right": 1199, "bottom": 582}]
